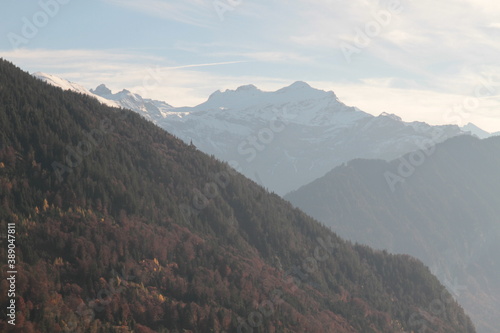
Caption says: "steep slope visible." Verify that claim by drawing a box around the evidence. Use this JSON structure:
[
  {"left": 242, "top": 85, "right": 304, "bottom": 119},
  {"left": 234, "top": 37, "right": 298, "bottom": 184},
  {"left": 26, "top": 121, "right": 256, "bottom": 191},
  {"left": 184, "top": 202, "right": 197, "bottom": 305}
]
[
  {"left": 32, "top": 72, "right": 119, "bottom": 108},
  {"left": 285, "top": 135, "right": 500, "bottom": 333},
  {"left": 33, "top": 73, "right": 175, "bottom": 125},
  {"left": 0, "top": 59, "right": 476, "bottom": 332}
]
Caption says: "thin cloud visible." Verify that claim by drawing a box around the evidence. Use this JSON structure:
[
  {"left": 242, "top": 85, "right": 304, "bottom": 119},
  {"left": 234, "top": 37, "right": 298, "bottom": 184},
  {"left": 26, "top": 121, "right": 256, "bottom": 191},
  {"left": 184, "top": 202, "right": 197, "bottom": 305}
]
[
  {"left": 0, "top": 48, "right": 163, "bottom": 64},
  {"left": 104, "top": 0, "right": 216, "bottom": 27},
  {"left": 166, "top": 61, "right": 249, "bottom": 70},
  {"left": 207, "top": 51, "right": 315, "bottom": 64},
  {"left": 0, "top": 48, "right": 251, "bottom": 106},
  {"left": 1, "top": 0, "right": 499, "bottom": 130}
]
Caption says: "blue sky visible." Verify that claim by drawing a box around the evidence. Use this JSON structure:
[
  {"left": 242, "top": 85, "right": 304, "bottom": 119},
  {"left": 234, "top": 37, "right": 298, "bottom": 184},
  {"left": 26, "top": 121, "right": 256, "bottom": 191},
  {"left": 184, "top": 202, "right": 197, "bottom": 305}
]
[{"left": 1, "top": 0, "right": 500, "bottom": 131}]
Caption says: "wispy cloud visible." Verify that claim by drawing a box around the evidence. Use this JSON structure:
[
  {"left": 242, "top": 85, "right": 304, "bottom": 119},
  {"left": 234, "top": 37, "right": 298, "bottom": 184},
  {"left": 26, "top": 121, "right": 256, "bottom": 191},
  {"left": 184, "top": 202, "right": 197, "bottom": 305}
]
[
  {"left": 0, "top": 48, "right": 163, "bottom": 67},
  {"left": 207, "top": 50, "right": 315, "bottom": 64},
  {"left": 0, "top": 48, "right": 256, "bottom": 106},
  {"left": 104, "top": 0, "right": 216, "bottom": 27},
  {"left": 165, "top": 60, "right": 249, "bottom": 70},
  {"left": 1, "top": 0, "right": 499, "bottom": 130}
]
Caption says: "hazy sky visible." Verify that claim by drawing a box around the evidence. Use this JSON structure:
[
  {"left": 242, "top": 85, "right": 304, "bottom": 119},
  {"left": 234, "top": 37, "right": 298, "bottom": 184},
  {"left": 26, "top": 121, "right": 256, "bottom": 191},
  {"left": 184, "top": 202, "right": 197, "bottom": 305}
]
[{"left": 1, "top": 0, "right": 500, "bottom": 131}]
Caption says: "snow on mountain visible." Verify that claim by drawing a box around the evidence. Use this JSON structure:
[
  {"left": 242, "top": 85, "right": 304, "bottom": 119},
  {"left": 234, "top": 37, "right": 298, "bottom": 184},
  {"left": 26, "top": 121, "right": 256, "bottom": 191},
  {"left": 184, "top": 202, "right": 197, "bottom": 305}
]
[
  {"left": 461, "top": 122, "right": 495, "bottom": 139},
  {"left": 32, "top": 72, "right": 176, "bottom": 125},
  {"left": 36, "top": 72, "right": 469, "bottom": 195},
  {"left": 133, "top": 82, "right": 466, "bottom": 195},
  {"left": 32, "top": 72, "right": 119, "bottom": 108},
  {"left": 378, "top": 112, "right": 402, "bottom": 122},
  {"left": 195, "top": 81, "right": 337, "bottom": 114},
  {"left": 89, "top": 85, "right": 176, "bottom": 124},
  {"left": 172, "top": 81, "right": 366, "bottom": 129}
]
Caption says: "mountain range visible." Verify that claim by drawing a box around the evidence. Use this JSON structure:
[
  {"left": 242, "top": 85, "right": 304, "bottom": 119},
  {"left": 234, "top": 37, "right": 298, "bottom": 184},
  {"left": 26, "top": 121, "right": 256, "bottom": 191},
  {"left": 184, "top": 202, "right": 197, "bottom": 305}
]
[
  {"left": 285, "top": 135, "right": 500, "bottom": 333},
  {"left": 1, "top": 59, "right": 477, "bottom": 332},
  {"left": 33, "top": 72, "right": 492, "bottom": 196}
]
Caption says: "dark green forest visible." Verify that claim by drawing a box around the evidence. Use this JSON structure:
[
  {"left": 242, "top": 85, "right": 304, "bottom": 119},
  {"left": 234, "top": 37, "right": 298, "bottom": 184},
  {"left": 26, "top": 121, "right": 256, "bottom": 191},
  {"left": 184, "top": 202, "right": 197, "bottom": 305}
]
[{"left": 0, "top": 59, "right": 475, "bottom": 332}]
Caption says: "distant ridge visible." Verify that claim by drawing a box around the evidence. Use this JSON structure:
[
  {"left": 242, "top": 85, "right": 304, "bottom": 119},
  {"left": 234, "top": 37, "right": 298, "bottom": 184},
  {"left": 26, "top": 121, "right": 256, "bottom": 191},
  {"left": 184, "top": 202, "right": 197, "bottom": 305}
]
[{"left": 286, "top": 134, "right": 500, "bottom": 333}]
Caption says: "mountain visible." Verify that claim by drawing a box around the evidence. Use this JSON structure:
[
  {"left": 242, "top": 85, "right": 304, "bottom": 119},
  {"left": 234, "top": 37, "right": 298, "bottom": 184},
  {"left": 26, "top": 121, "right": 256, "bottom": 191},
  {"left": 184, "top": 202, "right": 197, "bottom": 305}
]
[
  {"left": 0, "top": 59, "right": 476, "bottom": 332},
  {"left": 35, "top": 72, "right": 470, "bottom": 195},
  {"left": 89, "top": 80, "right": 466, "bottom": 195},
  {"left": 89, "top": 84, "right": 175, "bottom": 124},
  {"left": 33, "top": 73, "right": 175, "bottom": 125},
  {"left": 32, "top": 72, "right": 119, "bottom": 108},
  {"left": 461, "top": 123, "right": 499, "bottom": 139},
  {"left": 285, "top": 135, "right": 500, "bottom": 333}
]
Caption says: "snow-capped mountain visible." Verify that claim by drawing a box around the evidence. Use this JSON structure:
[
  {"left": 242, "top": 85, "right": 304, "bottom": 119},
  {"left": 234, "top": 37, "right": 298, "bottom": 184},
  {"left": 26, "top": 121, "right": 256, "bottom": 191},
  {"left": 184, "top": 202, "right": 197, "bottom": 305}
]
[
  {"left": 34, "top": 72, "right": 468, "bottom": 195},
  {"left": 461, "top": 122, "right": 499, "bottom": 139},
  {"left": 33, "top": 72, "right": 176, "bottom": 124},
  {"left": 32, "top": 72, "right": 120, "bottom": 108},
  {"left": 89, "top": 84, "right": 175, "bottom": 124},
  {"left": 151, "top": 82, "right": 465, "bottom": 195}
]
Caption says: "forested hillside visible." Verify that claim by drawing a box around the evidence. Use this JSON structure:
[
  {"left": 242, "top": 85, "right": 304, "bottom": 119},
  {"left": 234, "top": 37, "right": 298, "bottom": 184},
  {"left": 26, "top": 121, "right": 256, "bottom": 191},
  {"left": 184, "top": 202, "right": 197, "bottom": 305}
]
[{"left": 0, "top": 59, "right": 475, "bottom": 332}]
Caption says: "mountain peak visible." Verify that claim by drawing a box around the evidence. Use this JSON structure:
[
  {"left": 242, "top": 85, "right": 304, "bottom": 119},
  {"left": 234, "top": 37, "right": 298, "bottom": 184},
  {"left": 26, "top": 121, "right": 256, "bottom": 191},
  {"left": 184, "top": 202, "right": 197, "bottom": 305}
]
[
  {"left": 287, "top": 81, "right": 311, "bottom": 89},
  {"left": 121, "top": 88, "right": 131, "bottom": 93},
  {"left": 276, "top": 81, "right": 338, "bottom": 100},
  {"left": 33, "top": 71, "right": 48, "bottom": 78},
  {"left": 196, "top": 81, "right": 344, "bottom": 115},
  {"left": 205, "top": 84, "right": 264, "bottom": 105},
  {"left": 463, "top": 122, "right": 484, "bottom": 131},
  {"left": 91, "top": 84, "right": 112, "bottom": 96},
  {"left": 379, "top": 112, "right": 402, "bottom": 122},
  {"left": 461, "top": 122, "right": 492, "bottom": 139},
  {"left": 276, "top": 81, "right": 313, "bottom": 93},
  {"left": 235, "top": 84, "right": 258, "bottom": 92}
]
